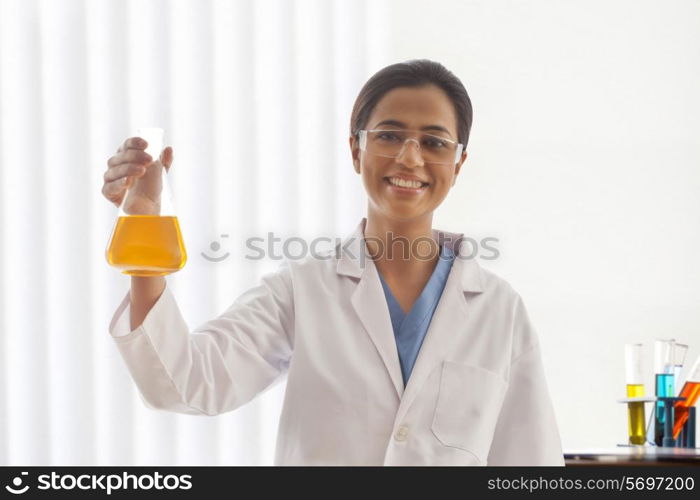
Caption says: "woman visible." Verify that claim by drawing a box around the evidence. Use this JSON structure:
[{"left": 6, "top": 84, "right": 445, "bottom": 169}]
[{"left": 102, "top": 59, "right": 564, "bottom": 466}]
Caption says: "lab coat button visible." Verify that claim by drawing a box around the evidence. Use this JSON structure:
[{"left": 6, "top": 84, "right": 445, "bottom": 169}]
[{"left": 394, "top": 425, "right": 409, "bottom": 441}]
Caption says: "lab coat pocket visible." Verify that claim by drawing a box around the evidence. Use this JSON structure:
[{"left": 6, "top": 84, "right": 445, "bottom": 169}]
[{"left": 431, "top": 361, "right": 508, "bottom": 463}]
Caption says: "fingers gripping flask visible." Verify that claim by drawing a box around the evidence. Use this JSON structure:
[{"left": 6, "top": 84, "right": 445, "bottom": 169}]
[{"left": 105, "top": 127, "right": 187, "bottom": 276}]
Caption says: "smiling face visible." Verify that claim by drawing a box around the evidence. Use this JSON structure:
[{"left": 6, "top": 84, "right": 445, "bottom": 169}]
[{"left": 349, "top": 84, "right": 468, "bottom": 222}]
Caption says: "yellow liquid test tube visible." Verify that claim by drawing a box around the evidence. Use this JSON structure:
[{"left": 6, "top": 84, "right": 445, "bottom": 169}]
[
  {"left": 626, "top": 384, "right": 646, "bottom": 445},
  {"left": 625, "top": 345, "right": 647, "bottom": 445},
  {"left": 627, "top": 384, "right": 645, "bottom": 397}
]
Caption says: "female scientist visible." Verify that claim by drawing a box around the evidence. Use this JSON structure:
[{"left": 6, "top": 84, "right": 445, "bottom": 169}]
[{"left": 101, "top": 59, "right": 565, "bottom": 466}]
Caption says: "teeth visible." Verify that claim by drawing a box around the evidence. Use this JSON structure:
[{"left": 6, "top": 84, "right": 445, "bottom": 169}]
[{"left": 388, "top": 177, "right": 424, "bottom": 189}]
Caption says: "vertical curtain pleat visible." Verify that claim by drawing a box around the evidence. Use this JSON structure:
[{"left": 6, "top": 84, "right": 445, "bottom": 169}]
[
  {"left": 0, "top": 0, "right": 384, "bottom": 465},
  {"left": 39, "top": 0, "right": 95, "bottom": 464},
  {"left": 331, "top": 0, "right": 370, "bottom": 231},
  {"left": 0, "top": 0, "right": 51, "bottom": 465},
  {"left": 210, "top": 0, "right": 261, "bottom": 466},
  {"left": 295, "top": 0, "right": 336, "bottom": 242}
]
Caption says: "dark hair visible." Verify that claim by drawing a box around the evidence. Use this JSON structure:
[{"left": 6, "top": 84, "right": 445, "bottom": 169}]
[{"left": 350, "top": 59, "right": 473, "bottom": 148}]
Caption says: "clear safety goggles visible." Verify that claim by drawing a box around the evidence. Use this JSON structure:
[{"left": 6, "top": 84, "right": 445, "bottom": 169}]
[{"left": 358, "top": 129, "right": 464, "bottom": 165}]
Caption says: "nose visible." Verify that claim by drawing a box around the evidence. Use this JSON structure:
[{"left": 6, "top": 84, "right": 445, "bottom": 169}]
[{"left": 395, "top": 138, "right": 424, "bottom": 168}]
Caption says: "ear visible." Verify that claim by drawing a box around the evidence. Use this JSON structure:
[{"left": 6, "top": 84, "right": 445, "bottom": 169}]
[
  {"left": 349, "top": 135, "right": 361, "bottom": 174},
  {"left": 452, "top": 150, "right": 467, "bottom": 186}
]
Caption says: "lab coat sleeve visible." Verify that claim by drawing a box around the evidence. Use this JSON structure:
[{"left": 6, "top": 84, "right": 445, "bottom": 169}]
[
  {"left": 486, "top": 295, "right": 565, "bottom": 466},
  {"left": 107, "top": 261, "right": 294, "bottom": 416}
]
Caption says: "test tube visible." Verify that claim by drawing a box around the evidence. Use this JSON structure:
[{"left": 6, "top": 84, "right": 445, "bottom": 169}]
[
  {"left": 653, "top": 339, "right": 676, "bottom": 446},
  {"left": 673, "top": 354, "right": 700, "bottom": 440},
  {"left": 673, "top": 343, "right": 688, "bottom": 387},
  {"left": 624, "top": 343, "right": 646, "bottom": 444},
  {"left": 625, "top": 343, "right": 645, "bottom": 397}
]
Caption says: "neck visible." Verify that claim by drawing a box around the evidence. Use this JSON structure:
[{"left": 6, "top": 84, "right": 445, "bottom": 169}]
[{"left": 363, "top": 207, "right": 440, "bottom": 269}]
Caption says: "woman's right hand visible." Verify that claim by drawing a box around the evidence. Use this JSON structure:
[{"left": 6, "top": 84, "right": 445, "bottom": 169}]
[{"left": 102, "top": 136, "right": 174, "bottom": 212}]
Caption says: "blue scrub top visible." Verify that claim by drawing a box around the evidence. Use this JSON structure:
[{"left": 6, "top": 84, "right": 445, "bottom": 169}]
[{"left": 377, "top": 244, "right": 456, "bottom": 387}]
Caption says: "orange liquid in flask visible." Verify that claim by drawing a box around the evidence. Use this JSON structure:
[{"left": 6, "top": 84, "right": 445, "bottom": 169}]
[{"left": 106, "top": 215, "right": 187, "bottom": 276}]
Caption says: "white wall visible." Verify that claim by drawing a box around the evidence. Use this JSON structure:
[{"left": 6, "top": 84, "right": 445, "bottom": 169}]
[{"left": 385, "top": 0, "right": 700, "bottom": 449}]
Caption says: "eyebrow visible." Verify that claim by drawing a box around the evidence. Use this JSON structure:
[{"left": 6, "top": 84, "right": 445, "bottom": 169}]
[{"left": 373, "top": 119, "right": 453, "bottom": 138}]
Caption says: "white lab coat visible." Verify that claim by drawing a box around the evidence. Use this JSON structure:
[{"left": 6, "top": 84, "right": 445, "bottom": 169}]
[{"left": 109, "top": 217, "right": 565, "bottom": 466}]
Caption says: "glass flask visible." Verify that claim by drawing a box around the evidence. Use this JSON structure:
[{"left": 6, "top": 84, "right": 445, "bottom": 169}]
[{"left": 105, "top": 127, "right": 187, "bottom": 276}]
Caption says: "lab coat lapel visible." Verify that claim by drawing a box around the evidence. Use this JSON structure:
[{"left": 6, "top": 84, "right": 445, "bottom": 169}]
[
  {"left": 393, "top": 232, "right": 485, "bottom": 426},
  {"left": 336, "top": 218, "right": 485, "bottom": 414},
  {"left": 337, "top": 218, "right": 405, "bottom": 400}
]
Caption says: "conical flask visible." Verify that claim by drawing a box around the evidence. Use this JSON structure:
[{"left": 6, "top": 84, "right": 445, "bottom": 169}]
[{"left": 105, "top": 127, "right": 187, "bottom": 276}]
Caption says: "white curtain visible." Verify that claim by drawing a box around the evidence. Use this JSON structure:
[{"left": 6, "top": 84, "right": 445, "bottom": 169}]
[{"left": 0, "top": 0, "right": 389, "bottom": 465}]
